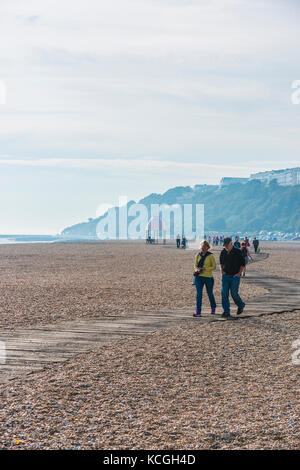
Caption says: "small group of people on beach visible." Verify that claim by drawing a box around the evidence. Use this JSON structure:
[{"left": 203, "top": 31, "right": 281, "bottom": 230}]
[
  {"left": 176, "top": 234, "right": 187, "bottom": 249},
  {"left": 204, "top": 234, "right": 224, "bottom": 246},
  {"left": 233, "top": 236, "right": 253, "bottom": 277},
  {"left": 193, "top": 236, "right": 253, "bottom": 319}
]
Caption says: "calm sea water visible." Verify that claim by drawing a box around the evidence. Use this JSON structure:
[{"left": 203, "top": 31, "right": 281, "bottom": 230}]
[
  {"left": 0, "top": 236, "right": 60, "bottom": 244},
  {"left": 0, "top": 235, "right": 98, "bottom": 244}
]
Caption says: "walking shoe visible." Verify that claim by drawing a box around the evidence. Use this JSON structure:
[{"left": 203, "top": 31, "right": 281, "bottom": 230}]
[
  {"left": 221, "top": 312, "right": 230, "bottom": 318},
  {"left": 237, "top": 305, "right": 245, "bottom": 315},
  {"left": 193, "top": 311, "right": 202, "bottom": 317},
  {"left": 211, "top": 308, "right": 216, "bottom": 314}
]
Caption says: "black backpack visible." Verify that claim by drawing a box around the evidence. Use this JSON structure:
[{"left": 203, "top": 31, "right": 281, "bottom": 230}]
[{"left": 241, "top": 246, "right": 248, "bottom": 257}]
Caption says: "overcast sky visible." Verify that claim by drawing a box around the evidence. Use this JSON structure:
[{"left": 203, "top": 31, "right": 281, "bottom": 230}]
[{"left": 0, "top": 0, "right": 299, "bottom": 233}]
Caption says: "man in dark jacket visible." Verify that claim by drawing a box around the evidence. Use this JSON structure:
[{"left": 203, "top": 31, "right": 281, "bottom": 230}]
[
  {"left": 233, "top": 236, "right": 241, "bottom": 249},
  {"left": 253, "top": 237, "right": 259, "bottom": 253},
  {"left": 220, "top": 237, "right": 246, "bottom": 318}
]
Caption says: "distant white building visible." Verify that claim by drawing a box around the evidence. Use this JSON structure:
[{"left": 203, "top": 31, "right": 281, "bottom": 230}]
[
  {"left": 219, "top": 177, "right": 249, "bottom": 188},
  {"left": 250, "top": 167, "right": 300, "bottom": 186}
]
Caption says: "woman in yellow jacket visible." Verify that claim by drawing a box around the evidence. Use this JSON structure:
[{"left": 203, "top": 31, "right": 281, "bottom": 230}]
[{"left": 193, "top": 240, "right": 217, "bottom": 317}]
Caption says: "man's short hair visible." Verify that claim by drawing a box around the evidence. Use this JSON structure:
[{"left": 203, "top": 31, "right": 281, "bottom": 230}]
[{"left": 223, "top": 237, "right": 232, "bottom": 247}]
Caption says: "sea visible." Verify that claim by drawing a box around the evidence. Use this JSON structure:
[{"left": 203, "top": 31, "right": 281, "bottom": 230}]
[
  {"left": 0, "top": 235, "right": 61, "bottom": 244},
  {"left": 0, "top": 235, "right": 97, "bottom": 244}
]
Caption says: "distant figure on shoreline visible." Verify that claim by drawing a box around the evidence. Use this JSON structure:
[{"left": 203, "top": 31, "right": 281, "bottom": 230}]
[
  {"left": 234, "top": 236, "right": 241, "bottom": 249},
  {"left": 241, "top": 241, "right": 253, "bottom": 277},
  {"left": 220, "top": 237, "right": 246, "bottom": 318},
  {"left": 182, "top": 236, "right": 187, "bottom": 249},
  {"left": 243, "top": 236, "right": 250, "bottom": 248},
  {"left": 253, "top": 237, "right": 259, "bottom": 253},
  {"left": 193, "top": 240, "right": 217, "bottom": 317},
  {"left": 176, "top": 234, "right": 181, "bottom": 249}
]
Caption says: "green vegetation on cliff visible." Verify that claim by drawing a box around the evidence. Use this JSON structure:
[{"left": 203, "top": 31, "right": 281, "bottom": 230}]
[{"left": 61, "top": 180, "right": 300, "bottom": 237}]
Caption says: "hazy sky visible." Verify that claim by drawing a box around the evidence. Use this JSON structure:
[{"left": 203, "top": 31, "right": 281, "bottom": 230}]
[{"left": 0, "top": 0, "right": 300, "bottom": 233}]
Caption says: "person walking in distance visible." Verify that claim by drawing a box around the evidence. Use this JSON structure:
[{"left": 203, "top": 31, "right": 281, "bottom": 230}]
[
  {"left": 253, "top": 237, "right": 259, "bottom": 253},
  {"left": 220, "top": 237, "right": 246, "bottom": 318},
  {"left": 176, "top": 234, "right": 181, "bottom": 249},
  {"left": 193, "top": 240, "right": 217, "bottom": 317},
  {"left": 241, "top": 241, "right": 252, "bottom": 277},
  {"left": 233, "top": 236, "right": 241, "bottom": 249},
  {"left": 243, "top": 236, "right": 250, "bottom": 248}
]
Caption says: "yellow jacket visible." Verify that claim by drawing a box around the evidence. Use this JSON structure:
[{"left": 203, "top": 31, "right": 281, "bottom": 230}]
[{"left": 194, "top": 252, "right": 216, "bottom": 278}]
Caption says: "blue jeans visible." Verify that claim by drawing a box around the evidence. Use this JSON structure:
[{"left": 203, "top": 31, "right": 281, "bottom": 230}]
[
  {"left": 221, "top": 274, "right": 245, "bottom": 313},
  {"left": 194, "top": 276, "right": 216, "bottom": 313}
]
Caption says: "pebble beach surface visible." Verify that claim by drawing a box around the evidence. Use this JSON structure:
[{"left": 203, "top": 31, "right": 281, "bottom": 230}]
[
  {"left": 0, "top": 311, "right": 299, "bottom": 450},
  {"left": 0, "top": 241, "right": 299, "bottom": 449},
  {"left": 0, "top": 241, "right": 267, "bottom": 330}
]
